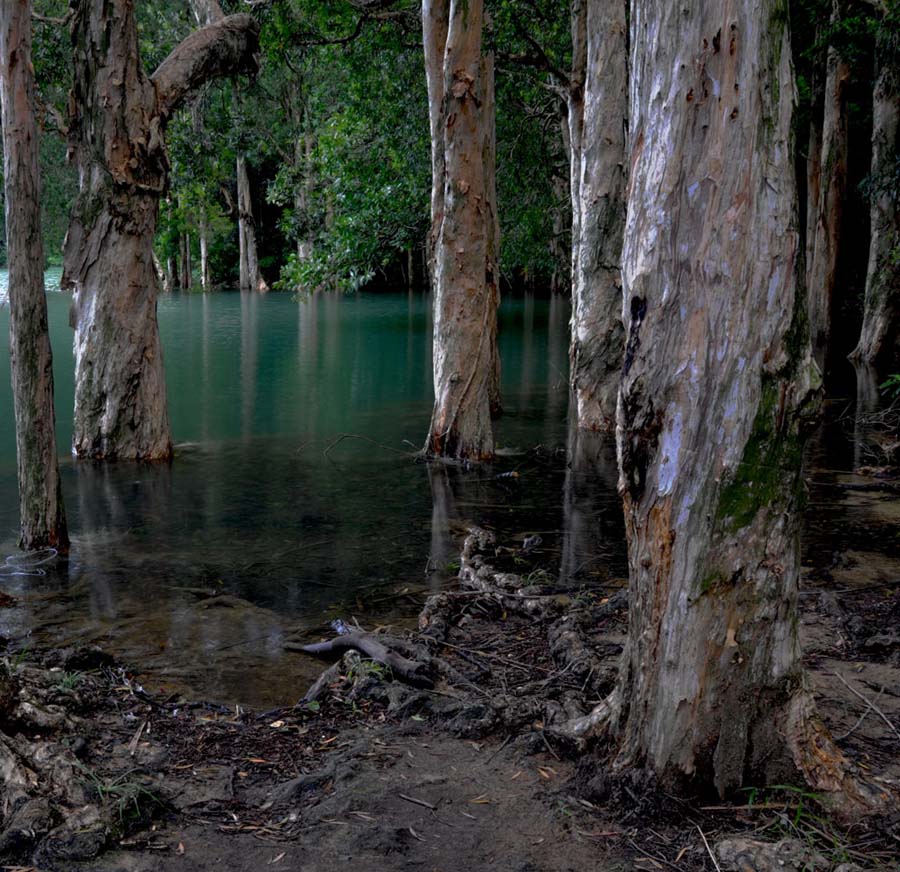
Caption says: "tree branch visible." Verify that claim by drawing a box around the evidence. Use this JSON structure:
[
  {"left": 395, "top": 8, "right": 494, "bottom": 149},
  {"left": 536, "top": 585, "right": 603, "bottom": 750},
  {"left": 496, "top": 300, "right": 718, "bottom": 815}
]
[{"left": 151, "top": 14, "right": 260, "bottom": 120}]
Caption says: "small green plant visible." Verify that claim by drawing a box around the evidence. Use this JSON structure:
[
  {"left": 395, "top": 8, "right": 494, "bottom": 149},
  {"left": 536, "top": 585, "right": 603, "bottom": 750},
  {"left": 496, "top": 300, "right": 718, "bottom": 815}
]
[
  {"left": 77, "top": 764, "right": 166, "bottom": 834},
  {"left": 54, "top": 671, "right": 82, "bottom": 691},
  {"left": 879, "top": 373, "right": 900, "bottom": 399},
  {"left": 346, "top": 659, "right": 389, "bottom": 683},
  {"left": 8, "top": 648, "right": 30, "bottom": 670},
  {"left": 304, "top": 700, "right": 321, "bottom": 713}
]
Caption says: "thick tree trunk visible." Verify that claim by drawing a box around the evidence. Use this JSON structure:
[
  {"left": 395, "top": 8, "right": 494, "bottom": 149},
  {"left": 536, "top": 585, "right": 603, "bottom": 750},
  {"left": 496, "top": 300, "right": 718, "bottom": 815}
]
[
  {"left": 0, "top": 0, "right": 68, "bottom": 551},
  {"left": 482, "top": 50, "right": 502, "bottom": 417},
  {"left": 804, "top": 24, "right": 824, "bottom": 290},
  {"left": 237, "top": 154, "right": 268, "bottom": 293},
  {"left": 153, "top": 250, "right": 171, "bottom": 294},
  {"left": 569, "top": 0, "right": 628, "bottom": 432},
  {"left": 168, "top": 253, "right": 179, "bottom": 290},
  {"left": 571, "top": 0, "right": 881, "bottom": 812},
  {"left": 62, "top": 0, "right": 258, "bottom": 460},
  {"left": 807, "top": 0, "right": 850, "bottom": 362},
  {"left": 850, "top": 44, "right": 899, "bottom": 367},
  {"left": 423, "top": 0, "right": 500, "bottom": 459}
]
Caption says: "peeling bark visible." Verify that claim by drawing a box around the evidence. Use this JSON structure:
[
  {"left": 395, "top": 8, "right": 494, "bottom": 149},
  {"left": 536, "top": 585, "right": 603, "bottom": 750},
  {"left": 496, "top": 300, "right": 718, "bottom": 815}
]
[
  {"left": 850, "top": 39, "right": 899, "bottom": 367},
  {"left": 807, "top": 0, "right": 850, "bottom": 361},
  {"left": 236, "top": 153, "right": 268, "bottom": 293},
  {"left": 572, "top": 0, "right": 886, "bottom": 813},
  {"left": 62, "top": 0, "right": 259, "bottom": 460},
  {"left": 0, "top": 0, "right": 68, "bottom": 550},
  {"left": 423, "top": 0, "right": 500, "bottom": 459},
  {"left": 568, "top": 0, "right": 628, "bottom": 432}
]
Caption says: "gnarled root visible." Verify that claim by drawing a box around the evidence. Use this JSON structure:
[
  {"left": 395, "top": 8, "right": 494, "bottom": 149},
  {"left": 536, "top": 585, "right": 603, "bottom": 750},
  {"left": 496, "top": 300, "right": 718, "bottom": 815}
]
[{"left": 784, "top": 690, "right": 894, "bottom": 822}]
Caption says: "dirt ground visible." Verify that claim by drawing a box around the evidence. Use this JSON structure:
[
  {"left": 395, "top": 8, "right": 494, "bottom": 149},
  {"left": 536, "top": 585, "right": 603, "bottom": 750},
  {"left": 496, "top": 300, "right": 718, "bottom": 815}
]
[{"left": 0, "top": 523, "right": 898, "bottom": 872}]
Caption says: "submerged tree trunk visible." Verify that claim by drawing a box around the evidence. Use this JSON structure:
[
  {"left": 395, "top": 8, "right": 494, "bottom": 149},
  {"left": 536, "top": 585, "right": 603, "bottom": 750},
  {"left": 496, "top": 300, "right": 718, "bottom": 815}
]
[
  {"left": 0, "top": 0, "right": 68, "bottom": 550},
  {"left": 807, "top": 0, "right": 850, "bottom": 362},
  {"left": 850, "top": 39, "right": 899, "bottom": 367},
  {"left": 571, "top": 0, "right": 882, "bottom": 812},
  {"left": 423, "top": 0, "right": 500, "bottom": 459},
  {"left": 63, "top": 0, "right": 258, "bottom": 460},
  {"left": 236, "top": 154, "right": 267, "bottom": 293},
  {"left": 568, "top": 0, "right": 628, "bottom": 431}
]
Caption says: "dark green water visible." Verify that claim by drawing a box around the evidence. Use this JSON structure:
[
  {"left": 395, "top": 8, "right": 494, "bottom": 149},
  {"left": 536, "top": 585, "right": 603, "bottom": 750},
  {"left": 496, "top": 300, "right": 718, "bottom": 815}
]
[{"left": 0, "top": 278, "right": 624, "bottom": 705}]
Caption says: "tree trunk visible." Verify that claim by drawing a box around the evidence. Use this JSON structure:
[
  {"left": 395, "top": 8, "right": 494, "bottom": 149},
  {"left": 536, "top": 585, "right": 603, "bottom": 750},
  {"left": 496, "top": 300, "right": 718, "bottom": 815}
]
[
  {"left": 0, "top": 0, "right": 68, "bottom": 550},
  {"left": 807, "top": 0, "right": 850, "bottom": 363},
  {"left": 62, "top": 0, "right": 258, "bottom": 460},
  {"left": 482, "top": 49, "right": 502, "bottom": 417},
  {"left": 804, "top": 22, "right": 825, "bottom": 293},
  {"left": 572, "top": 0, "right": 881, "bottom": 812},
  {"left": 423, "top": 0, "right": 449, "bottom": 279},
  {"left": 199, "top": 210, "right": 211, "bottom": 291},
  {"left": 168, "top": 253, "right": 180, "bottom": 290},
  {"left": 569, "top": 0, "right": 628, "bottom": 432},
  {"left": 237, "top": 154, "right": 267, "bottom": 293},
  {"left": 180, "top": 231, "right": 192, "bottom": 289},
  {"left": 153, "top": 250, "right": 171, "bottom": 294},
  {"left": 850, "top": 41, "right": 899, "bottom": 368},
  {"left": 423, "top": 0, "right": 500, "bottom": 459}
]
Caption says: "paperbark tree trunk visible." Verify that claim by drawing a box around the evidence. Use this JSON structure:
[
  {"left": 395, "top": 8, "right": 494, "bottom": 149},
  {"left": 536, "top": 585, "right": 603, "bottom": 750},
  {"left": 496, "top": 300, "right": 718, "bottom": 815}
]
[
  {"left": 423, "top": 0, "right": 500, "bottom": 459},
  {"left": 236, "top": 154, "right": 268, "bottom": 293},
  {"left": 568, "top": 0, "right": 628, "bottom": 432},
  {"left": 180, "top": 231, "right": 192, "bottom": 289},
  {"left": 199, "top": 210, "right": 211, "bottom": 291},
  {"left": 807, "top": 0, "right": 850, "bottom": 362},
  {"left": 850, "top": 40, "right": 899, "bottom": 367},
  {"left": 570, "top": 0, "right": 883, "bottom": 812},
  {"left": 63, "top": 0, "right": 258, "bottom": 460},
  {"left": 0, "top": 0, "right": 68, "bottom": 551}
]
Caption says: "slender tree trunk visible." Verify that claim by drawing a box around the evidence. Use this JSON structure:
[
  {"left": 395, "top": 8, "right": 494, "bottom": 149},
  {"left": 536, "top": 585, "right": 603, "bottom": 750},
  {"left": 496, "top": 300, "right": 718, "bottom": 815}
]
[
  {"left": 569, "top": 0, "right": 628, "bottom": 432},
  {"left": 807, "top": 0, "right": 850, "bottom": 362},
  {"left": 168, "top": 253, "right": 180, "bottom": 290},
  {"left": 570, "top": 0, "right": 881, "bottom": 812},
  {"left": 482, "top": 49, "right": 502, "bottom": 417},
  {"left": 180, "top": 231, "right": 192, "bottom": 289},
  {"left": 153, "top": 250, "right": 171, "bottom": 294},
  {"left": 850, "top": 42, "right": 899, "bottom": 367},
  {"left": 423, "top": 0, "right": 500, "bottom": 459},
  {"left": 237, "top": 154, "right": 267, "bottom": 293},
  {"left": 0, "top": 0, "right": 68, "bottom": 550},
  {"left": 804, "top": 23, "right": 825, "bottom": 290},
  {"left": 199, "top": 210, "right": 211, "bottom": 291},
  {"left": 423, "top": 0, "right": 448, "bottom": 279},
  {"left": 62, "top": 0, "right": 258, "bottom": 460}
]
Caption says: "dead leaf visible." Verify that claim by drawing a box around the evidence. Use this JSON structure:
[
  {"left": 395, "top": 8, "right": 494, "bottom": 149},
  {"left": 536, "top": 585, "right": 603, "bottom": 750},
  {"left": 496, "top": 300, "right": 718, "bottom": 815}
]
[
  {"left": 267, "top": 853, "right": 286, "bottom": 865},
  {"left": 176, "top": 842, "right": 185, "bottom": 855}
]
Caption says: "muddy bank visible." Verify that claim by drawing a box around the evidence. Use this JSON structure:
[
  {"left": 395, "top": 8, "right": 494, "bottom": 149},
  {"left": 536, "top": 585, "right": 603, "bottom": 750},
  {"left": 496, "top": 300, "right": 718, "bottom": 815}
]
[{"left": 0, "top": 529, "right": 898, "bottom": 871}]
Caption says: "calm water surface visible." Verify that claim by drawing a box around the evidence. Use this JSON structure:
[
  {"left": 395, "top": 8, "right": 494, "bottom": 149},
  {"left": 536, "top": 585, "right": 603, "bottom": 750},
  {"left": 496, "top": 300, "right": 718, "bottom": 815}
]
[
  {"left": 0, "top": 274, "right": 896, "bottom": 707},
  {"left": 0, "top": 275, "right": 624, "bottom": 705}
]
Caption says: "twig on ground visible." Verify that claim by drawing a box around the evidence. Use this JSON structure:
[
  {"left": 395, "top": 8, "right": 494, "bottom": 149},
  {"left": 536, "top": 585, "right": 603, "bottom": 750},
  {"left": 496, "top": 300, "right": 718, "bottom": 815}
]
[
  {"left": 695, "top": 825, "right": 721, "bottom": 872},
  {"left": 832, "top": 671, "right": 900, "bottom": 741}
]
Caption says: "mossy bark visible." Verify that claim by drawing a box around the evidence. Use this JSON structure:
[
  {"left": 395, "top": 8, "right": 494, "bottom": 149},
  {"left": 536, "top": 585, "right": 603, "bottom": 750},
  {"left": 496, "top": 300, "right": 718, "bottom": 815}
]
[
  {"left": 570, "top": 0, "right": 884, "bottom": 813},
  {"left": 0, "top": 0, "right": 68, "bottom": 550}
]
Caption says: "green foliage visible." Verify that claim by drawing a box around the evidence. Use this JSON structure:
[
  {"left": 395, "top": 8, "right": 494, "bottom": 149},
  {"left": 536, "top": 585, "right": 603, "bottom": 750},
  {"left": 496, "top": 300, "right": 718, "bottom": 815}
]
[{"left": 879, "top": 373, "right": 900, "bottom": 398}]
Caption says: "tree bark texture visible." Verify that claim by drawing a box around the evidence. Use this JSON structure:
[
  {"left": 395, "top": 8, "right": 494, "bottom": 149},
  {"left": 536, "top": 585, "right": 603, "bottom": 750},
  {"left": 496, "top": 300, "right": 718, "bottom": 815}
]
[
  {"left": 0, "top": 0, "right": 68, "bottom": 550},
  {"left": 575, "top": 0, "right": 880, "bottom": 808},
  {"left": 62, "top": 0, "right": 258, "bottom": 460},
  {"left": 236, "top": 153, "right": 268, "bottom": 293},
  {"left": 850, "top": 40, "right": 899, "bottom": 367},
  {"left": 807, "top": 0, "right": 850, "bottom": 361},
  {"left": 423, "top": 0, "right": 500, "bottom": 459},
  {"left": 568, "top": 0, "right": 628, "bottom": 432}
]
